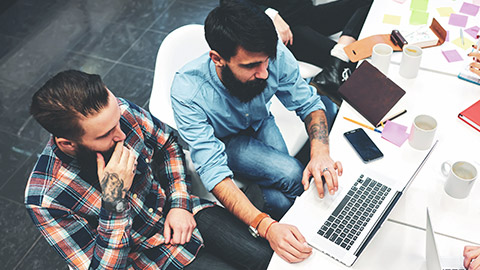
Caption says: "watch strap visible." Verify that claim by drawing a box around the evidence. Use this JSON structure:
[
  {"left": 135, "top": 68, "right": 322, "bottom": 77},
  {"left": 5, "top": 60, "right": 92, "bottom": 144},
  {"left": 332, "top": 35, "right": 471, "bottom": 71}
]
[{"left": 250, "top": 212, "right": 269, "bottom": 230}]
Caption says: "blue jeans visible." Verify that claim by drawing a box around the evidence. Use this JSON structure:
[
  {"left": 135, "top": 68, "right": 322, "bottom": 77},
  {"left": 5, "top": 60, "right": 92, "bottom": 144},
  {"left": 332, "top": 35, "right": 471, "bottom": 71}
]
[{"left": 222, "top": 97, "right": 338, "bottom": 219}]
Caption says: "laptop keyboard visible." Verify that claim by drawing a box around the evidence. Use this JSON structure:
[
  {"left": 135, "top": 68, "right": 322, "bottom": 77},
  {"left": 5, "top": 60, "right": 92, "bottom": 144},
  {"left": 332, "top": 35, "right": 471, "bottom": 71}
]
[{"left": 317, "top": 175, "right": 391, "bottom": 250}]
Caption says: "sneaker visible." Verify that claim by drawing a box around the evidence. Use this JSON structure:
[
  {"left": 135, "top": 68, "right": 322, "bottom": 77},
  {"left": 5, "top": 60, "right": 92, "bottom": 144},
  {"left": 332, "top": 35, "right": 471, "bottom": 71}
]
[{"left": 311, "top": 56, "right": 357, "bottom": 99}]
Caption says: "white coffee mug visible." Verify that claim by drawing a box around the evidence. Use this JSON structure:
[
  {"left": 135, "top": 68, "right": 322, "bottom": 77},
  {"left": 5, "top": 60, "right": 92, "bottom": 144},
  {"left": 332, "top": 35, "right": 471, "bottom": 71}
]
[
  {"left": 408, "top": 114, "right": 437, "bottom": 150},
  {"left": 441, "top": 161, "right": 477, "bottom": 199},
  {"left": 371, "top": 43, "right": 393, "bottom": 75},
  {"left": 399, "top": 45, "right": 422, "bottom": 78}
]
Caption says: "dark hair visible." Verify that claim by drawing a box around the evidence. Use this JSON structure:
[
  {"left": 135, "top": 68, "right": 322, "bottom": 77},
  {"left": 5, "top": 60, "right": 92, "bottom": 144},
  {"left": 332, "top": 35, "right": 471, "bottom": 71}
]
[
  {"left": 30, "top": 70, "right": 109, "bottom": 141},
  {"left": 205, "top": 0, "right": 278, "bottom": 61}
]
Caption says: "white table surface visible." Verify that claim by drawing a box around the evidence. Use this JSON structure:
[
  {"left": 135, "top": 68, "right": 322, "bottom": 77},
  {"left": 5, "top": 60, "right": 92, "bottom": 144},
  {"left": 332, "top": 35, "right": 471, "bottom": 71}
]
[{"left": 360, "top": 0, "right": 480, "bottom": 76}]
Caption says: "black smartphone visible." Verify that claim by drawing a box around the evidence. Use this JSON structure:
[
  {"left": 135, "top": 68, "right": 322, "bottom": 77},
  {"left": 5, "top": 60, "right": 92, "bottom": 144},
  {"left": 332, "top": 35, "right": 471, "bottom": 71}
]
[{"left": 344, "top": 128, "right": 383, "bottom": 163}]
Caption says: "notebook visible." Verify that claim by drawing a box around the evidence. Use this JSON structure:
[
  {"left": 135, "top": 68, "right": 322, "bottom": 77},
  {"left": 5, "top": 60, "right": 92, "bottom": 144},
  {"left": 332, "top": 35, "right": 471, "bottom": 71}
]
[
  {"left": 284, "top": 141, "right": 438, "bottom": 266},
  {"left": 458, "top": 66, "right": 480, "bottom": 86},
  {"left": 338, "top": 61, "right": 406, "bottom": 127},
  {"left": 458, "top": 99, "right": 480, "bottom": 132},
  {"left": 426, "top": 208, "right": 465, "bottom": 270}
]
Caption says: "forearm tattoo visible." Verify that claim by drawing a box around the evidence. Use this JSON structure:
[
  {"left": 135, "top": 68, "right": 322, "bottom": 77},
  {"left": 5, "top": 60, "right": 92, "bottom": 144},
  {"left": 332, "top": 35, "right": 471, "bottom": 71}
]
[
  {"left": 100, "top": 172, "right": 125, "bottom": 203},
  {"left": 305, "top": 114, "right": 329, "bottom": 145}
]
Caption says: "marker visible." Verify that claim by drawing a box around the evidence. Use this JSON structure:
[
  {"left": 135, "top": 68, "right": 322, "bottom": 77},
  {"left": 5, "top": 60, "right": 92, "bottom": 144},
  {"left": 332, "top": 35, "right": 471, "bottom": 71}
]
[
  {"left": 376, "top": 109, "right": 407, "bottom": 127},
  {"left": 343, "top": 117, "right": 382, "bottom": 133}
]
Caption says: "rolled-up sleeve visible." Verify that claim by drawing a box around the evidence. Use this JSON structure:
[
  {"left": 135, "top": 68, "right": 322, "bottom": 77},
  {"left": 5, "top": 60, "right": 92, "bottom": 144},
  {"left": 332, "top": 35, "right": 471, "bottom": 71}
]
[
  {"left": 273, "top": 42, "right": 325, "bottom": 121},
  {"left": 171, "top": 77, "right": 233, "bottom": 192}
]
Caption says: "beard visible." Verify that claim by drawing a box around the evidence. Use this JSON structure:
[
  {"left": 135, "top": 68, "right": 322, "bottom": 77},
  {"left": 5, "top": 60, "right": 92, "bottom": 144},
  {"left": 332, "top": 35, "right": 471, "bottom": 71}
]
[
  {"left": 76, "top": 143, "right": 115, "bottom": 185},
  {"left": 221, "top": 64, "right": 267, "bottom": 103}
]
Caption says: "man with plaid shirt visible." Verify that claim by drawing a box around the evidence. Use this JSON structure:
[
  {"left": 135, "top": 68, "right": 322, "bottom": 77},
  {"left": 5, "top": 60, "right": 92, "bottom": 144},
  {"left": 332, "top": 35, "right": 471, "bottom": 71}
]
[{"left": 25, "top": 70, "right": 272, "bottom": 269}]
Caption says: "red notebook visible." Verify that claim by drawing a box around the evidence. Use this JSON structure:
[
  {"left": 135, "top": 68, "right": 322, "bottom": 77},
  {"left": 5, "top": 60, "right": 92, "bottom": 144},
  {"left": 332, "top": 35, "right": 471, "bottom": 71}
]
[{"left": 459, "top": 100, "right": 480, "bottom": 132}]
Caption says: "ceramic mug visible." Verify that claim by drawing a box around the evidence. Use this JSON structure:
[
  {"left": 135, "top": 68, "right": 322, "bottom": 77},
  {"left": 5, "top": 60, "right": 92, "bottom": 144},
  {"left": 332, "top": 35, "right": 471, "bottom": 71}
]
[
  {"left": 441, "top": 161, "right": 477, "bottom": 199},
  {"left": 408, "top": 114, "right": 437, "bottom": 150},
  {"left": 371, "top": 43, "right": 393, "bottom": 75}
]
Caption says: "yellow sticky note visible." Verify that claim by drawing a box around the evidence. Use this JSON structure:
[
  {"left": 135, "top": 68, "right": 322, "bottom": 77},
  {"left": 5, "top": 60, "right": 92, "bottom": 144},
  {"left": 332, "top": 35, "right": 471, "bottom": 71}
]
[
  {"left": 383, "top": 14, "right": 401, "bottom": 25},
  {"left": 452, "top": 37, "right": 474, "bottom": 50},
  {"left": 437, "top": 7, "right": 454, "bottom": 17}
]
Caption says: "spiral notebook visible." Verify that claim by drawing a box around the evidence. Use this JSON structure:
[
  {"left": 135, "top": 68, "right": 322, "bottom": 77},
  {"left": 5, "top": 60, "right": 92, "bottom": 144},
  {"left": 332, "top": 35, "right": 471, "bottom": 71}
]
[{"left": 458, "top": 99, "right": 480, "bottom": 132}]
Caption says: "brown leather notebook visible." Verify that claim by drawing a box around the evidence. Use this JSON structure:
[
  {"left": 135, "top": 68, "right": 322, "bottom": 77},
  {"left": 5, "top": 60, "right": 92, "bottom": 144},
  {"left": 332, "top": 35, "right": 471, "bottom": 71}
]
[{"left": 339, "top": 61, "right": 406, "bottom": 126}]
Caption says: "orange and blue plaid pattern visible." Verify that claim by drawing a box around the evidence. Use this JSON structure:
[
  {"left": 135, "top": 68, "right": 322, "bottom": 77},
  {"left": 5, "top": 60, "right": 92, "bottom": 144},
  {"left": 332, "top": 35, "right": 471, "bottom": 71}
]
[{"left": 25, "top": 98, "right": 213, "bottom": 270}]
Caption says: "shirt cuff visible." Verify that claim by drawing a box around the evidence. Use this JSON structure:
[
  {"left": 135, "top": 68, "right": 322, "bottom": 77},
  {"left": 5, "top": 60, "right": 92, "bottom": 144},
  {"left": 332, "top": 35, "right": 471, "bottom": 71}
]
[
  {"left": 265, "top": 8, "right": 278, "bottom": 21},
  {"left": 170, "top": 191, "right": 193, "bottom": 212}
]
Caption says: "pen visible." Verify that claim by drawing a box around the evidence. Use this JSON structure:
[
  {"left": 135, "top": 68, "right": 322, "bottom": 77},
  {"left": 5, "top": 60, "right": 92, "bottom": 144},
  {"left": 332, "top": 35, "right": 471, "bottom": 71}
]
[
  {"left": 376, "top": 109, "right": 407, "bottom": 127},
  {"left": 460, "top": 29, "right": 464, "bottom": 46},
  {"left": 344, "top": 117, "right": 382, "bottom": 133}
]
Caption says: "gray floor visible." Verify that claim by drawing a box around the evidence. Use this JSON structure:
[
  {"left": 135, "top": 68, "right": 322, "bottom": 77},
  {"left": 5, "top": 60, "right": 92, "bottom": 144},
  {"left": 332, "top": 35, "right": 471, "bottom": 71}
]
[{"left": 0, "top": 0, "right": 218, "bottom": 269}]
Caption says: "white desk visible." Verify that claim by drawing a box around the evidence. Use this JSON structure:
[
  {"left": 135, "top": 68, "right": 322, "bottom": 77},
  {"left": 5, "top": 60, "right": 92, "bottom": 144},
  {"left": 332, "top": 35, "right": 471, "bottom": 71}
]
[{"left": 360, "top": 0, "right": 480, "bottom": 76}]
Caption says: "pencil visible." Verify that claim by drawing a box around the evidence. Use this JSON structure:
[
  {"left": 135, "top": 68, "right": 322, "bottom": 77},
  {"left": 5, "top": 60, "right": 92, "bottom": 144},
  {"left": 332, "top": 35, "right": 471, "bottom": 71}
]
[
  {"left": 343, "top": 117, "right": 382, "bottom": 133},
  {"left": 376, "top": 109, "right": 407, "bottom": 127}
]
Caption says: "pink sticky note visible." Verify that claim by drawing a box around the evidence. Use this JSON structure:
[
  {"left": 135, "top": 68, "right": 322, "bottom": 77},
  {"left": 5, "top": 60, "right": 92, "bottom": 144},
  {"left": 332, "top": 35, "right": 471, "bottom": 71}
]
[
  {"left": 449, "top": 13, "right": 468, "bottom": 27},
  {"left": 394, "top": 0, "right": 407, "bottom": 3},
  {"left": 460, "top": 2, "right": 480, "bottom": 16},
  {"left": 381, "top": 121, "right": 409, "bottom": 147},
  {"left": 442, "top": 50, "right": 463, "bottom": 62},
  {"left": 446, "top": 30, "right": 450, "bottom": 42},
  {"left": 465, "top": 26, "right": 480, "bottom": 39}
]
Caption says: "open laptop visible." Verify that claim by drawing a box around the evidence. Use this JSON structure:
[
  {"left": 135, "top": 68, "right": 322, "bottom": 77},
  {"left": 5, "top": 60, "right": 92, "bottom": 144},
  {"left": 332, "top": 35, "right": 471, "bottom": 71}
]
[
  {"left": 426, "top": 208, "right": 465, "bottom": 270},
  {"left": 285, "top": 140, "right": 439, "bottom": 266}
]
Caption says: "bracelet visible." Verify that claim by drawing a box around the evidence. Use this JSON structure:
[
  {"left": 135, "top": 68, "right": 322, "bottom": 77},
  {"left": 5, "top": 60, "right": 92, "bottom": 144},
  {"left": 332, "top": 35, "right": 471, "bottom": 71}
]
[{"left": 264, "top": 220, "right": 278, "bottom": 238}]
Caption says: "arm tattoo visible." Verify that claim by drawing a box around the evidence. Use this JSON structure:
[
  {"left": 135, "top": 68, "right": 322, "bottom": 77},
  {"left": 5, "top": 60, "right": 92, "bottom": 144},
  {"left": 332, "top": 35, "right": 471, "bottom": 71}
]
[
  {"left": 305, "top": 114, "right": 329, "bottom": 145},
  {"left": 100, "top": 172, "right": 125, "bottom": 203}
]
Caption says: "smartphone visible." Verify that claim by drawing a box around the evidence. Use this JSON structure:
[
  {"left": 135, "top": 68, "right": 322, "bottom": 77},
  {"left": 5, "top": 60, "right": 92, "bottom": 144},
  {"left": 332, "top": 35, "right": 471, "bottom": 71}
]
[{"left": 344, "top": 128, "right": 383, "bottom": 163}]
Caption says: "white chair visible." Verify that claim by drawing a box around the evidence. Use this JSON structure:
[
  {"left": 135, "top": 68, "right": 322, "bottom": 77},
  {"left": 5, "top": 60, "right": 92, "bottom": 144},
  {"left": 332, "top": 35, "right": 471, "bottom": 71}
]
[{"left": 149, "top": 24, "right": 308, "bottom": 199}]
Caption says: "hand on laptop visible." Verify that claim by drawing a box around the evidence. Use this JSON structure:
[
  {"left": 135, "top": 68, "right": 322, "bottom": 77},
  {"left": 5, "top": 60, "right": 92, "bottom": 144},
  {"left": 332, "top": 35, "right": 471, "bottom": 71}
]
[
  {"left": 302, "top": 154, "right": 343, "bottom": 199},
  {"left": 265, "top": 222, "right": 312, "bottom": 263},
  {"left": 464, "top": 245, "right": 480, "bottom": 269}
]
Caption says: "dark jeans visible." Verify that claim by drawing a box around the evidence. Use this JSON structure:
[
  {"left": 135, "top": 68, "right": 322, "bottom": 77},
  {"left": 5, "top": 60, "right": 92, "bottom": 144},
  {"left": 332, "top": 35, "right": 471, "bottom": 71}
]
[
  {"left": 286, "top": 0, "right": 373, "bottom": 67},
  {"left": 185, "top": 206, "right": 273, "bottom": 270},
  {"left": 221, "top": 100, "right": 337, "bottom": 220}
]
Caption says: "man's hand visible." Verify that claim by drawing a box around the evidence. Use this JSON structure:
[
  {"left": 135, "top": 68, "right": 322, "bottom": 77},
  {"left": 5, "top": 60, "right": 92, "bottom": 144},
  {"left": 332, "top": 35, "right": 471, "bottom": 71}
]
[
  {"left": 301, "top": 155, "right": 343, "bottom": 198},
  {"left": 265, "top": 222, "right": 312, "bottom": 263},
  {"left": 464, "top": 246, "right": 480, "bottom": 269},
  {"left": 97, "top": 142, "right": 138, "bottom": 202},
  {"left": 273, "top": 14, "right": 293, "bottom": 46},
  {"left": 164, "top": 208, "right": 196, "bottom": 245}
]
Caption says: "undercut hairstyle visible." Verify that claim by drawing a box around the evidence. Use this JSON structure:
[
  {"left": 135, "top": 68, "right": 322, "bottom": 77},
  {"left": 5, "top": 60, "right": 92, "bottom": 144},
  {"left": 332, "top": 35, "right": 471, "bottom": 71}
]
[
  {"left": 30, "top": 70, "right": 109, "bottom": 141},
  {"left": 205, "top": 0, "right": 278, "bottom": 61}
]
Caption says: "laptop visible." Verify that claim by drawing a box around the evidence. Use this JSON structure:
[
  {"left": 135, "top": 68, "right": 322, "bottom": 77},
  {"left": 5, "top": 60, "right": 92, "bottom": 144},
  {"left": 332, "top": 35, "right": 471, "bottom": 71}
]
[
  {"left": 426, "top": 208, "right": 465, "bottom": 270},
  {"left": 284, "top": 140, "right": 439, "bottom": 266}
]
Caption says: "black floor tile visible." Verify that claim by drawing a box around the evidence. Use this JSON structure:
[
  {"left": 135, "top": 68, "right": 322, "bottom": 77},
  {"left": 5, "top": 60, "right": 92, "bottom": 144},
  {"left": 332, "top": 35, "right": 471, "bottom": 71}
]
[
  {"left": 0, "top": 197, "right": 43, "bottom": 270},
  {"left": 119, "top": 30, "right": 166, "bottom": 71},
  {"left": 0, "top": 131, "right": 40, "bottom": 185},
  {"left": 103, "top": 63, "right": 154, "bottom": 107},
  {"left": 72, "top": 21, "right": 145, "bottom": 62},
  {"left": 15, "top": 236, "right": 68, "bottom": 270},
  {"left": 1, "top": 150, "right": 44, "bottom": 205},
  {"left": 150, "top": 1, "right": 212, "bottom": 33}
]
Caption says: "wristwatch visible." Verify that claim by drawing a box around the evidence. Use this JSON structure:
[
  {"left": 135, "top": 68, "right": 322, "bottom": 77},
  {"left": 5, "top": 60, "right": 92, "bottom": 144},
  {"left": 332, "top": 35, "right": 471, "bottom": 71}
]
[
  {"left": 102, "top": 197, "right": 128, "bottom": 213},
  {"left": 248, "top": 212, "right": 269, "bottom": 238}
]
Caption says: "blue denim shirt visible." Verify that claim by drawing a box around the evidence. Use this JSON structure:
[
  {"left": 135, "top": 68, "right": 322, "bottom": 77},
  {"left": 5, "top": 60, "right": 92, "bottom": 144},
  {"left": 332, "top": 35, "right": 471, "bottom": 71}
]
[{"left": 171, "top": 42, "right": 325, "bottom": 191}]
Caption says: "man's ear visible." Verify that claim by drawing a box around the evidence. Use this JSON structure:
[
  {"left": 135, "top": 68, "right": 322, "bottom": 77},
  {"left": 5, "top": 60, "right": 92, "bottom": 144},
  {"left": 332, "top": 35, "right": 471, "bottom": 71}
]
[
  {"left": 209, "top": 50, "right": 226, "bottom": 68},
  {"left": 55, "top": 137, "right": 78, "bottom": 155}
]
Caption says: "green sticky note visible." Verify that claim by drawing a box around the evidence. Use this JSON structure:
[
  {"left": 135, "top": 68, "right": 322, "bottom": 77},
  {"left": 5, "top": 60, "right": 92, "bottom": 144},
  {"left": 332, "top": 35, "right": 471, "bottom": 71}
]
[
  {"left": 383, "top": 14, "right": 401, "bottom": 25},
  {"left": 437, "top": 7, "right": 454, "bottom": 17},
  {"left": 410, "top": 10, "right": 429, "bottom": 25},
  {"left": 411, "top": 0, "right": 428, "bottom": 11}
]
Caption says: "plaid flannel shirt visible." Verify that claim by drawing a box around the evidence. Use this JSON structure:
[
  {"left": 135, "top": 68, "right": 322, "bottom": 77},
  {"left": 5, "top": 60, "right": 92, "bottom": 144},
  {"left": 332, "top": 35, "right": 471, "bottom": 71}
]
[{"left": 25, "top": 98, "right": 213, "bottom": 270}]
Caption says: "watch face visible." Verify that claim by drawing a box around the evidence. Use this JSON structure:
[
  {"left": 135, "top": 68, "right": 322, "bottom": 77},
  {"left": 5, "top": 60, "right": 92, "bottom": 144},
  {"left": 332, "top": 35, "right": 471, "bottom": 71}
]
[
  {"left": 115, "top": 200, "right": 126, "bottom": 212},
  {"left": 248, "top": 226, "right": 259, "bottom": 238}
]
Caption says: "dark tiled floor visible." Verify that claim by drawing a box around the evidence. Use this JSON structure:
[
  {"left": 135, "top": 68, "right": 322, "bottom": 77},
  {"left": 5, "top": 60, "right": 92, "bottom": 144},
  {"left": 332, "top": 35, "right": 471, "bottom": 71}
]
[{"left": 0, "top": 0, "right": 217, "bottom": 268}]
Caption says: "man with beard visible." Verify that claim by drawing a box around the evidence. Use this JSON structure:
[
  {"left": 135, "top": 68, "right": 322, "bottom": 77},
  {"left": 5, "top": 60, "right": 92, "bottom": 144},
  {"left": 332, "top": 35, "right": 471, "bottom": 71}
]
[
  {"left": 25, "top": 70, "right": 273, "bottom": 269},
  {"left": 170, "top": 0, "right": 342, "bottom": 263}
]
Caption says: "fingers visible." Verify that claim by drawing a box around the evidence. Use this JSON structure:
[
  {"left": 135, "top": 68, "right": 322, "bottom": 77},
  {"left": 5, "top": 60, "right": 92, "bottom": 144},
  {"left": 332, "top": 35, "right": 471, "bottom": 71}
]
[
  {"left": 335, "top": 161, "right": 343, "bottom": 176},
  {"left": 301, "top": 169, "right": 312, "bottom": 190},
  {"left": 163, "top": 222, "right": 171, "bottom": 244},
  {"left": 312, "top": 168, "right": 325, "bottom": 198},
  {"left": 278, "top": 226, "right": 312, "bottom": 263},
  {"left": 96, "top": 153, "right": 106, "bottom": 179},
  {"left": 464, "top": 246, "right": 480, "bottom": 269}
]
